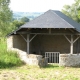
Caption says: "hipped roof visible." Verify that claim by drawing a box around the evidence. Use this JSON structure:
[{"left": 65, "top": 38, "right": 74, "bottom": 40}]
[
  {"left": 7, "top": 10, "right": 80, "bottom": 36},
  {"left": 20, "top": 10, "right": 80, "bottom": 32}
]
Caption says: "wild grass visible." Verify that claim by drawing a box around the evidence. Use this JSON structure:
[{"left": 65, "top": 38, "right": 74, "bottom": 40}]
[
  {"left": 0, "top": 64, "right": 80, "bottom": 80},
  {"left": 0, "top": 38, "right": 23, "bottom": 68}
]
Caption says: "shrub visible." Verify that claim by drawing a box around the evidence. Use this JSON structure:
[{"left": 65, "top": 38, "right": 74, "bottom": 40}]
[{"left": 0, "top": 38, "right": 23, "bottom": 68}]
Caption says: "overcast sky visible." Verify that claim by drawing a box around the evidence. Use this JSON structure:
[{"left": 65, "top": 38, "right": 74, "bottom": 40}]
[{"left": 9, "top": 0, "right": 74, "bottom": 12}]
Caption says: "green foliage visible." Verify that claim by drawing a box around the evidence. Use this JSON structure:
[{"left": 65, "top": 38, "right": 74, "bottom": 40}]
[
  {"left": 0, "top": 1, "right": 30, "bottom": 37},
  {"left": 0, "top": 0, "right": 12, "bottom": 22},
  {"left": 0, "top": 38, "right": 23, "bottom": 68},
  {"left": 12, "top": 20, "right": 25, "bottom": 28},
  {"left": 62, "top": 0, "right": 80, "bottom": 22},
  {"left": 10, "top": 17, "right": 30, "bottom": 29},
  {"left": 20, "top": 16, "right": 30, "bottom": 22},
  {"left": 0, "top": 0, "right": 13, "bottom": 37}
]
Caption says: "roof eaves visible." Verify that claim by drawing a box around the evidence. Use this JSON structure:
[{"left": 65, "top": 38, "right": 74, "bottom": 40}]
[{"left": 6, "top": 27, "right": 21, "bottom": 37}]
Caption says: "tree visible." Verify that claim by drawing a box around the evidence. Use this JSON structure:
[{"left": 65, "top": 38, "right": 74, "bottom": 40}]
[
  {"left": 62, "top": 0, "right": 80, "bottom": 22},
  {"left": 0, "top": 0, "right": 13, "bottom": 37},
  {"left": 12, "top": 20, "right": 25, "bottom": 28},
  {"left": 20, "top": 17, "right": 30, "bottom": 23}
]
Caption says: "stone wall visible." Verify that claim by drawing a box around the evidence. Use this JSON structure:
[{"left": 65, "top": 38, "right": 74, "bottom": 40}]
[
  {"left": 7, "top": 34, "right": 80, "bottom": 66},
  {"left": 25, "top": 54, "right": 47, "bottom": 67},
  {"left": 7, "top": 36, "right": 47, "bottom": 66},
  {"left": 7, "top": 35, "right": 27, "bottom": 52},
  {"left": 59, "top": 54, "right": 80, "bottom": 67}
]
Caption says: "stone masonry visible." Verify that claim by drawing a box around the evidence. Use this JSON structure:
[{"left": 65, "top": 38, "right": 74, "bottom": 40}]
[
  {"left": 7, "top": 36, "right": 47, "bottom": 66},
  {"left": 7, "top": 34, "right": 80, "bottom": 67},
  {"left": 59, "top": 54, "right": 80, "bottom": 67}
]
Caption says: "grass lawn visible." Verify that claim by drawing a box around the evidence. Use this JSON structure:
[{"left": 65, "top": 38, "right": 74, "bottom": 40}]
[{"left": 0, "top": 64, "right": 80, "bottom": 80}]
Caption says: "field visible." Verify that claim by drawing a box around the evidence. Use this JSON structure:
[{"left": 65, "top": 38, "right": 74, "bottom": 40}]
[{"left": 0, "top": 64, "right": 80, "bottom": 80}]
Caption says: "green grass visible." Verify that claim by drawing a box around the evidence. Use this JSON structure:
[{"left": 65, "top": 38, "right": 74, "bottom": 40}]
[
  {"left": 0, "top": 38, "right": 23, "bottom": 68},
  {"left": 0, "top": 64, "right": 80, "bottom": 80}
]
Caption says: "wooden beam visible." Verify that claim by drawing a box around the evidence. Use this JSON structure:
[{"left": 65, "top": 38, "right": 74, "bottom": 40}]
[
  {"left": 68, "top": 29, "right": 74, "bottom": 33},
  {"left": 27, "top": 34, "right": 30, "bottom": 54},
  {"left": 64, "top": 35, "right": 79, "bottom": 54},
  {"left": 64, "top": 35, "right": 71, "bottom": 43},
  {"left": 19, "top": 34, "right": 30, "bottom": 54},
  {"left": 20, "top": 34, "right": 27, "bottom": 42},
  {"left": 20, "top": 33, "right": 37, "bottom": 43},
  {"left": 70, "top": 35, "right": 73, "bottom": 54},
  {"left": 17, "top": 32, "right": 80, "bottom": 35},
  {"left": 64, "top": 35, "right": 74, "bottom": 54},
  {"left": 29, "top": 34, "right": 37, "bottom": 42},
  {"left": 30, "top": 33, "right": 77, "bottom": 35},
  {"left": 49, "top": 28, "right": 51, "bottom": 34},
  {"left": 73, "top": 36, "right": 80, "bottom": 43},
  {"left": 17, "top": 32, "right": 29, "bottom": 34}
]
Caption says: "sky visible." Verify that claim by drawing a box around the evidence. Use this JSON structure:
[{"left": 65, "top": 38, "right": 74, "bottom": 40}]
[{"left": 9, "top": 0, "right": 74, "bottom": 12}]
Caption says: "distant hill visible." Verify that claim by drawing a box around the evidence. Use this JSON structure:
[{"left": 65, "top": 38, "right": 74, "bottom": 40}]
[{"left": 13, "top": 12, "right": 44, "bottom": 20}]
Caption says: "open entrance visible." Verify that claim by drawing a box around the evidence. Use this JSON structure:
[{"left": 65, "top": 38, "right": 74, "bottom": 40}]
[{"left": 45, "top": 52, "right": 60, "bottom": 63}]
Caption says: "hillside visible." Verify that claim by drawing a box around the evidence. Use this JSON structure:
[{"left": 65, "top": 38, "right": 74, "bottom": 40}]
[{"left": 13, "top": 12, "right": 43, "bottom": 20}]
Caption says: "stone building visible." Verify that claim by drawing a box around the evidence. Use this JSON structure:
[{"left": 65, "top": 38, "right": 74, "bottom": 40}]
[{"left": 7, "top": 10, "right": 80, "bottom": 66}]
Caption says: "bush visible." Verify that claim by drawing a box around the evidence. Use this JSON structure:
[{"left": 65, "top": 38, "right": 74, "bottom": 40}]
[{"left": 0, "top": 38, "right": 23, "bottom": 68}]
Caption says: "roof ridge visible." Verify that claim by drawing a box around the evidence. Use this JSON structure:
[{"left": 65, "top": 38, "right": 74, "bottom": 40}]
[{"left": 51, "top": 10, "right": 75, "bottom": 28}]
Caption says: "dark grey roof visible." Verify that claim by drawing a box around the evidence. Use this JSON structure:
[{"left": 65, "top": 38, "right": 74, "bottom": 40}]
[
  {"left": 7, "top": 10, "right": 80, "bottom": 37},
  {"left": 20, "top": 10, "right": 80, "bottom": 32}
]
